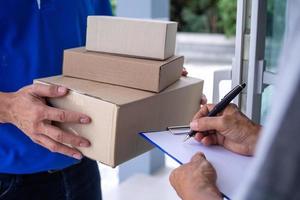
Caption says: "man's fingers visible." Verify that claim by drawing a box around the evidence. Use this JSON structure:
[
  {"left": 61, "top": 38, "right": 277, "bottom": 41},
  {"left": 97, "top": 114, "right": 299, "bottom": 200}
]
[
  {"left": 190, "top": 116, "right": 224, "bottom": 132},
  {"left": 181, "top": 67, "right": 188, "bottom": 77},
  {"left": 191, "top": 152, "right": 206, "bottom": 162},
  {"left": 204, "top": 104, "right": 217, "bottom": 112},
  {"left": 194, "top": 132, "right": 205, "bottom": 142},
  {"left": 42, "top": 124, "right": 90, "bottom": 147},
  {"left": 192, "top": 104, "right": 216, "bottom": 121},
  {"left": 34, "top": 134, "right": 83, "bottom": 160},
  {"left": 195, "top": 132, "right": 217, "bottom": 146},
  {"left": 200, "top": 94, "right": 207, "bottom": 105},
  {"left": 31, "top": 83, "right": 68, "bottom": 98},
  {"left": 192, "top": 105, "right": 209, "bottom": 120},
  {"left": 201, "top": 135, "right": 217, "bottom": 146},
  {"left": 44, "top": 107, "right": 91, "bottom": 123}
]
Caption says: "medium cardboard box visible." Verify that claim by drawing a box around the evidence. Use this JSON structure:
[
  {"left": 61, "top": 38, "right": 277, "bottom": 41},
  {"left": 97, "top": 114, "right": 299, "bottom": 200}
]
[
  {"left": 35, "top": 76, "right": 203, "bottom": 167},
  {"left": 86, "top": 16, "right": 178, "bottom": 60},
  {"left": 63, "top": 47, "right": 184, "bottom": 92}
]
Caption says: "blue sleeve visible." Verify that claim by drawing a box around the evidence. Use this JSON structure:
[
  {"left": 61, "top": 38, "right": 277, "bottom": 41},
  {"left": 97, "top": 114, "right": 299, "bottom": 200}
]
[{"left": 98, "top": 0, "right": 113, "bottom": 16}]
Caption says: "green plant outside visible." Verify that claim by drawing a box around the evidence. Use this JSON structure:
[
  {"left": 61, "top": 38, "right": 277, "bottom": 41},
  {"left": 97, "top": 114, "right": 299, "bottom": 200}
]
[
  {"left": 170, "top": 0, "right": 237, "bottom": 37},
  {"left": 110, "top": 0, "right": 237, "bottom": 37},
  {"left": 110, "top": 0, "right": 116, "bottom": 16}
]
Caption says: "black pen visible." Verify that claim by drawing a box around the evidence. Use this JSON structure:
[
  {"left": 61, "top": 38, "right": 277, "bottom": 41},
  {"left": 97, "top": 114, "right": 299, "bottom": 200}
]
[{"left": 183, "top": 83, "right": 246, "bottom": 142}]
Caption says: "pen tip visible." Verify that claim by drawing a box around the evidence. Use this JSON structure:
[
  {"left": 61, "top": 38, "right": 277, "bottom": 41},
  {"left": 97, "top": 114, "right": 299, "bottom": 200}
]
[
  {"left": 241, "top": 83, "right": 246, "bottom": 88},
  {"left": 183, "top": 135, "right": 190, "bottom": 142}
]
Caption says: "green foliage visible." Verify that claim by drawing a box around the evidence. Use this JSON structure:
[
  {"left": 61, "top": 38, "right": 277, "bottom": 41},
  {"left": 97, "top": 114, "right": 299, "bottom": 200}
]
[
  {"left": 171, "top": 0, "right": 237, "bottom": 37},
  {"left": 110, "top": 0, "right": 237, "bottom": 37},
  {"left": 217, "top": 0, "right": 237, "bottom": 37},
  {"left": 110, "top": 0, "right": 116, "bottom": 15},
  {"left": 171, "top": 0, "right": 221, "bottom": 33}
]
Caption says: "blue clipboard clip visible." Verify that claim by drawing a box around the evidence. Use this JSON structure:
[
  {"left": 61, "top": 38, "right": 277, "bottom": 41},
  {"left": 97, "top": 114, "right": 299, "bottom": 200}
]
[{"left": 167, "top": 125, "right": 190, "bottom": 135}]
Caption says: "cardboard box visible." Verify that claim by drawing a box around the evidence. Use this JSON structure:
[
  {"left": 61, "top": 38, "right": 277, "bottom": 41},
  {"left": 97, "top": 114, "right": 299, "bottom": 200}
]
[
  {"left": 63, "top": 47, "right": 184, "bottom": 92},
  {"left": 86, "top": 16, "right": 178, "bottom": 60},
  {"left": 35, "top": 76, "right": 203, "bottom": 167}
]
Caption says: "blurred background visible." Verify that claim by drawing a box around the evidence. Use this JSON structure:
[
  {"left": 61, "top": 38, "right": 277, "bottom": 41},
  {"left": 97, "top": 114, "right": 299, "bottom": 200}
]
[
  {"left": 98, "top": 0, "right": 286, "bottom": 199},
  {"left": 112, "top": 0, "right": 237, "bottom": 36}
]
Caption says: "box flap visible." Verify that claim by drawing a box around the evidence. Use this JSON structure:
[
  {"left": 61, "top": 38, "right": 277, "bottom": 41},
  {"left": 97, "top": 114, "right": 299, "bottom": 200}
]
[
  {"left": 36, "top": 76, "right": 154, "bottom": 105},
  {"left": 90, "top": 16, "right": 178, "bottom": 25},
  {"left": 65, "top": 47, "right": 181, "bottom": 66},
  {"left": 36, "top": 76, "right": 202, "bottom": 106}
]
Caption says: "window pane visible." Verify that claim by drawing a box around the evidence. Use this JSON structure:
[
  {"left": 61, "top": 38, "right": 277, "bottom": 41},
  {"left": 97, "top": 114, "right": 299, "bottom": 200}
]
[
  {"left": 261, "top": 85, "right": 274, "bottom": 125},
  {"left": 264, "top": 0, "right": 286, "bottom": 73},
  {"left": 261, "top": 0, "right": 287, "bottom": 123}
]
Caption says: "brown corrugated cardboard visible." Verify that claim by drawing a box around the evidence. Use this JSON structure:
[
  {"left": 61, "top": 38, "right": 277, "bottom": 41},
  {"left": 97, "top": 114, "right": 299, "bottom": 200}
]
[
  {"left": 35, "top": 76, "right": 203, "bottom": 167},
  {"left": 63, "top": 47, "right": 184, "bottom": 92},
  {"left": 86, "top": 16, "right": 178, "bottom": 60}
]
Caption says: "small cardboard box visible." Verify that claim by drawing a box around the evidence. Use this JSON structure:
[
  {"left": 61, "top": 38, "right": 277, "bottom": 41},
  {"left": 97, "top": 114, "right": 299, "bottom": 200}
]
[
  {"left": 35, "top": 76, "right": 203, "bottom": 167},
  {"left": 86, "top": 16, "right": 178, "bottom": 60},
  {"left": 63, "top": 47, "right": 184, "bottom": 92}
]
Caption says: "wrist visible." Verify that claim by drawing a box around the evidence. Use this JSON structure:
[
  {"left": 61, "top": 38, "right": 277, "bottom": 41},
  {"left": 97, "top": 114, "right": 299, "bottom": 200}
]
[
  {"left": 184, "top": 185, "right": 222, "bottom": 200},
  {"left": 201, "top": 185, "right": 222, "bottom": 200},
  {"left": 0, "top": 92, "right": 14, "bottom": 123},
  {"left": 248, "top": 123, "right": 262, "bottom": 155}
]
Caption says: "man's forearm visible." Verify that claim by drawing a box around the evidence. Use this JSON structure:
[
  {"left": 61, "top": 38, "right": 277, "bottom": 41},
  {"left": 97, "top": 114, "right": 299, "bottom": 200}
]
[{"left": 0, "top": 92, "right": 12, "bottom": 123}]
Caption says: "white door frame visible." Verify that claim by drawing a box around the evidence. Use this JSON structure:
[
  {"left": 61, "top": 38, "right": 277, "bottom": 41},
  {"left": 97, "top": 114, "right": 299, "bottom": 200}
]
[
  {"left": 233, "top": 0, "right": 267, "bottom": 123},
  {"left": 232, "top": 0, "right": 248, "bottom": 107},
  {"left": 246, "top": 0, "right": 267, "bottom": 123}
]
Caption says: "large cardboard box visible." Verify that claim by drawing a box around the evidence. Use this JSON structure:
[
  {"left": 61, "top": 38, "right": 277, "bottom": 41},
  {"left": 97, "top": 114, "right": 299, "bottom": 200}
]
[
  {"left": 35, "top": 76, "right": 203, "bottom": 167},
  {"left": 63, "top": 47, "right": 184, "bottom": 92},
  {"left": 86, "top": 16, "right": 178, "bottom": 60}
]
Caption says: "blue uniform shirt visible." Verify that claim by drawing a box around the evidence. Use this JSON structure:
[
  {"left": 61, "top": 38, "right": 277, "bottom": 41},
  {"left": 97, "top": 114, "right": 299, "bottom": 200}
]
[{"left": 0, "top": 0, "right": 112, "bottom": 174}]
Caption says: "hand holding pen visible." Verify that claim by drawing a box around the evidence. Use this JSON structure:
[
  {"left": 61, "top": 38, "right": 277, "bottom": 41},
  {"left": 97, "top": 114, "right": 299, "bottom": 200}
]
[
  {"left": 184, "top": 83, "right": 246, "bottom": 142},
  {"left": 184, "top": 83, "right": 261, "bottom": 156}
]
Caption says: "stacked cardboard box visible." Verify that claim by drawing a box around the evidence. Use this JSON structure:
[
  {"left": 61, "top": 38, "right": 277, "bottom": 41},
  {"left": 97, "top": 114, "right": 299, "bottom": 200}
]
[{"left": 35, "top": 16, "right": 204, "bottom": 167}]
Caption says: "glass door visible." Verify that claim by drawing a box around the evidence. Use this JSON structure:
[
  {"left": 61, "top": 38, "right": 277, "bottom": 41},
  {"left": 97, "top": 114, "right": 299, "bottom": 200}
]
[
  {"left": 261, "top": 0, "right": 286, "bottom": 124},
  {"left": 233, "top": 0, "right": 287, "bottom": 124}
]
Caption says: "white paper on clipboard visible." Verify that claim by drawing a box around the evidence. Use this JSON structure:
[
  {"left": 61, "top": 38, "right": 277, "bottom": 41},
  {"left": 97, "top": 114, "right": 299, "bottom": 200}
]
[{"left": 140, "top": 131, "right": 253, "bottom": 198}]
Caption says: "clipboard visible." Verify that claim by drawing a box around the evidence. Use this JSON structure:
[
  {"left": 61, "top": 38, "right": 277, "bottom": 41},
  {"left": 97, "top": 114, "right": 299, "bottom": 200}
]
[
  {"left": 140, "top": 130, "right": 253, "bottom": 198},
  {"left": 167, "top": 125, "right": 190, "bottom": 135}
]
